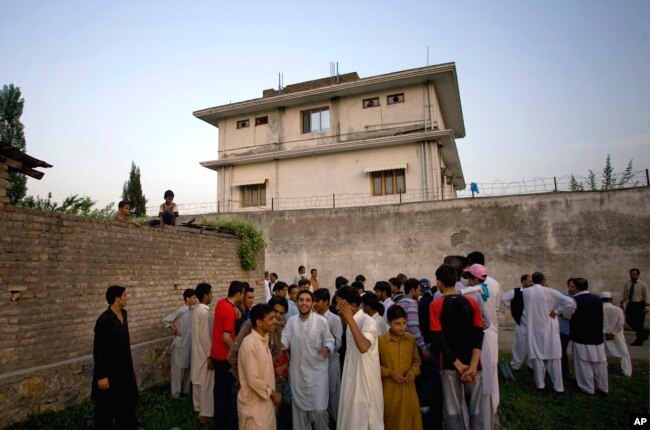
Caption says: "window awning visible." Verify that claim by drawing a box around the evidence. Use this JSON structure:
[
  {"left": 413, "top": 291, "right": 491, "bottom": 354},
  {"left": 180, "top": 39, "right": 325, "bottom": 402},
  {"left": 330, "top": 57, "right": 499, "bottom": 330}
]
[
  {"left": 363, "top": 163, "right": 407, "bottom": 173},
  {"left": 231, "top": 179, "right": 267, "bottom": 187}
]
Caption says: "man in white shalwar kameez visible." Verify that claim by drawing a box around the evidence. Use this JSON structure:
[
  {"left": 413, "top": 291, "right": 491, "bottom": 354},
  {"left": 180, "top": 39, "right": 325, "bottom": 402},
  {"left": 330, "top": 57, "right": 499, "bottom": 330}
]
[
  {"left": 461, "top": 259, "right": 502, "bottom": 430},
  {"left": 335, "top": 286, "right": 384, "bottom": 430},
  {"left": 282, "top": 290, "right": 334, "bottom": 430},
  {"left": 522, "top": 272, "right": 576, "bottom": 392},
  {"left": 569, "top": 278, "right": 608, "bottom": 395},
  {"left": 501, "top": 275, "right": 533, "bottom": 370},
  {"left": 601, "top": 291, "right": 632, "bottom": 377},
  {"left": 191, "top": 283, "right": 215, "bottom": 422},
  {"left": 162, "top": 288, "right": 196, "bottom": 398},
  {"left": 238, "top": 304, "right": 282, "bottom": 430}
]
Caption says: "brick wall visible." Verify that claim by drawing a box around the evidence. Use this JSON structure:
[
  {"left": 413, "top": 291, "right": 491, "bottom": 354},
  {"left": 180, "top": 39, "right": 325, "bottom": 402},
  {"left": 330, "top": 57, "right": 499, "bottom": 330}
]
[{"left": 0, "top": 205, "right": 263, "bottom": 426}]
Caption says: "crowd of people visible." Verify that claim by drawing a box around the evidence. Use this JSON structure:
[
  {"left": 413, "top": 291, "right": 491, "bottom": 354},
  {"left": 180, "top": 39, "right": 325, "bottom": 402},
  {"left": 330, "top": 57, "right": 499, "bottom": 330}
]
[{"left": 91, "top": 255, "right": 648, "bottom": 430}]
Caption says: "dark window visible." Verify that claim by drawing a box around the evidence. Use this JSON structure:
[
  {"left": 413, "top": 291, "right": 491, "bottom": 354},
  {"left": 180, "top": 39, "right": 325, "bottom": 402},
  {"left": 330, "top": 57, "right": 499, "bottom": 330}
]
[
  {"left": 301, "top": 107, "right": 330, "bottom": 134},
  {"left": 387, "top": 93, "right": 405, "bottom": 105},
  {"left": 241, "top": 184, "right": 266, "bottom": 207},
  {"left": 371, "top": 169, "right": 406, "bottom": 195},
  {"left": 255, "top": 116, "right": 268, "bottom": 126},
  {"left": 237, "top": 119, "right": 250, "bottom": 129},
  {"left": 363, "top": 97, "right": 379, "bottom": 108}
]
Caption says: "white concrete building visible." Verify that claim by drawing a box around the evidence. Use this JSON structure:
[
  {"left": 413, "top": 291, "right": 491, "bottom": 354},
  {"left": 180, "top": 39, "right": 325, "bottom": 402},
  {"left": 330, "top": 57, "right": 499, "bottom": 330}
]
[{"left": 195, "top": 63, "right": 466, "bottom": 212}]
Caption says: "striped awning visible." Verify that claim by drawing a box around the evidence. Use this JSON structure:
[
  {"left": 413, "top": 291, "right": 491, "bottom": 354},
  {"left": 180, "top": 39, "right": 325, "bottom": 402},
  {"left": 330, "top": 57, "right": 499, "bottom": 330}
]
[
  {"left": 363, "top": 163, "right": 407, "bottom": 173},
  {"left": 231, "top": 179, "right": 267, "bottom": 187}
]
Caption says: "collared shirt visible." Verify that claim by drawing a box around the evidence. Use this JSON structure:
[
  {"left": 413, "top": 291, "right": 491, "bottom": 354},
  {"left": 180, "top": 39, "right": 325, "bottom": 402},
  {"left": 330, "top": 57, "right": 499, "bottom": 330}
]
[
  {"left": 622, "top": 279, "right": 649, "bottom": 304},
  {"left": 211, "top": 298, "right": 237, "bottom": 360}
]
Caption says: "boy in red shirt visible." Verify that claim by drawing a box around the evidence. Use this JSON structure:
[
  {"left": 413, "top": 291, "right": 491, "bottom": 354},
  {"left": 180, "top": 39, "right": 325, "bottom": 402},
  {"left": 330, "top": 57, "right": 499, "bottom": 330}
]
[{"left": 211, "top": 281, "right": 245, "bottom": 429}]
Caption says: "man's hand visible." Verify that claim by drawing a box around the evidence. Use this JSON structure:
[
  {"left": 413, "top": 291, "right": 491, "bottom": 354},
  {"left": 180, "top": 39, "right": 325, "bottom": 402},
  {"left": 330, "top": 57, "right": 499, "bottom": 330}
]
[
  {"left": 97, "top": 377, "right": 109, "bottom": 390},
  {"left": 604, "top": 332, "right": 615, "bottom": 341},
  {"left": 169, "top": 325, "right": 181, "bottom": 336},
  {"left": 270, "top": 390, "right": 282, "bottom": 407},
  {"left": 319, "top": 347, "right": 330, "bottom": 359},
  {"left": 453, "top": 359, "right": 469, "bottom": 376},
  {"left": 390, "top": 370, "right": 407, "bottom": 384},
  {"left": 337, "top": 300, "right": 354, "bottom": 323},
  {"left": 207, "top": 357, "right": 214, "bottom": 371},
  {"left": 549, "top": 310, "right": 558, "bottom": 319}
]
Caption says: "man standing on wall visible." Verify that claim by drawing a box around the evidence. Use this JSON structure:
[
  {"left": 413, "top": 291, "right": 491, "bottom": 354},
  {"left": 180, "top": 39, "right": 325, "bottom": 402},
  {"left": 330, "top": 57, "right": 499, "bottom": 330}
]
[
  {"left": 162, "top": 288, "right": 196, "bottom": 399},
  {"left": 92, "top": 285, "right": 139, "bottom": 430},
  {"left": 620, "top": 268, "right": 649, "bottom": 346},
  {"left": 211, "top": 281, "right": 245, "bottom": 430},
  {"left": 192, "top": 283, "right": 214, "bottom": 424}
]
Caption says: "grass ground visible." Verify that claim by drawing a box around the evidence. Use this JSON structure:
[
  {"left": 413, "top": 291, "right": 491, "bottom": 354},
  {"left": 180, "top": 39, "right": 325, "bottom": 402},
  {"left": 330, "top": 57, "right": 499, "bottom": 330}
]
[{"left": 6, "top": 357, "right": 648, "bottom": 430}]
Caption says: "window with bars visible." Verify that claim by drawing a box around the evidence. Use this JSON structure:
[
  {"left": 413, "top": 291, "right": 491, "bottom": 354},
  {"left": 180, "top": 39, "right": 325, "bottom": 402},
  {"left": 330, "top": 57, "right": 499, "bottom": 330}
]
[
  {"left": 371, "top": 169, "right": 406, "bottom": 195},
  {"left": 241, "top": 184, "right": 266, "bottom": 207},
  {"left": 387, "top": 93, "right": 405, "bottom": 105},
  {"left": 301, "top": 107, "right": 330, "bottom": 134}
]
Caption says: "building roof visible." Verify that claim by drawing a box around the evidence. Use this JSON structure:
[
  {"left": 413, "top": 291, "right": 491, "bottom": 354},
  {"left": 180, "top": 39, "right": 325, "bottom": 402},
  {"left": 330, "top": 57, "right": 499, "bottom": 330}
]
[
  {"left": 193, "top": 63, "right": 465, "bottom": 138},
  {"left": 0, "top": 144, "right": 53, "bottom": 180}
]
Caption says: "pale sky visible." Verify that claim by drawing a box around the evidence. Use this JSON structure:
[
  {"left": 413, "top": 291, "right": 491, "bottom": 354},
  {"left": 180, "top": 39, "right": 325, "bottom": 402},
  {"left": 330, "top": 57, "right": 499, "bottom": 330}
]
[{"left": 2, "top": 0, "right": 649, "bottom": 211}]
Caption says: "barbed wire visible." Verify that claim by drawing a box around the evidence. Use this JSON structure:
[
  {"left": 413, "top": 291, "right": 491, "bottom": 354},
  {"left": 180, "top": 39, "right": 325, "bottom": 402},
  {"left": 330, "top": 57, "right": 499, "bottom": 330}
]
[{"left": 146, "top": 169, "right": 649, "bottom": 216}]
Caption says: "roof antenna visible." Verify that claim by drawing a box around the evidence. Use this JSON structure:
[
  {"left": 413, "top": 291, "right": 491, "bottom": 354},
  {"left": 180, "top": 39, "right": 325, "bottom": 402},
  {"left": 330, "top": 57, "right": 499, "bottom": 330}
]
[
  {"left": 278, "top": 72, "right": 284, "bottom": 94},
  {"left": 427, "top": 45, "right": 429, "bottom": 66}
]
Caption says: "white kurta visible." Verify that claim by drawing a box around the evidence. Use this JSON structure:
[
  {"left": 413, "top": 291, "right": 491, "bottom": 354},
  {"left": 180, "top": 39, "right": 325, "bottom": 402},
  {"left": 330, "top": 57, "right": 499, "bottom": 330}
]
[
  {"left": 163, "top": 304, "right": 193, "bottom": 368},
  {"left": 337, "top": 309, "right": 384, "bottom": 430},
  {"left": 191, "top": 303, "right": 213, "bottom": 384},
  {"left": 372, "top": 313, "right": 389, "bottom": 337},
  {"left": 282, "top": 313, "right": 334, "bottom": 412},
  {"left": 602, "top": 302, "right": 632, "bottom": 376},
  {"left": 501, "top": 288, "right": 527, "bottom": 369},
  {"left": 523, "top": 284, "right": 576, "bottom": 359}
]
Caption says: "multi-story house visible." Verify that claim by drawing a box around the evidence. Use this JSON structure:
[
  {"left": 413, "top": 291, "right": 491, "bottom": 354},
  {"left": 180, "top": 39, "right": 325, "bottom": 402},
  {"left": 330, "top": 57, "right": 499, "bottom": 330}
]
[{"left": 194, "top": 62, "right": 466, "bottom": 212}]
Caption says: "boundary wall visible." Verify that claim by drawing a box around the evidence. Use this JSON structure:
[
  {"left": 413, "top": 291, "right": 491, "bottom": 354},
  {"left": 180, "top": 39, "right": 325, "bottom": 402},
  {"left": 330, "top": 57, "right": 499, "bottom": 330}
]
[{"left": 0, "top": 205, "right": 262, "bottom": 426}]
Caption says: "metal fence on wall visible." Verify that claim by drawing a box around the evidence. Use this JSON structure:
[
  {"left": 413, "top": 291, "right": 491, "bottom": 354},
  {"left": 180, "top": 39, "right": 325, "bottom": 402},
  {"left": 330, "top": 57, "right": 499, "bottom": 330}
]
[{"left": 146, "top": 169, "right": 650, "bottom": 216}]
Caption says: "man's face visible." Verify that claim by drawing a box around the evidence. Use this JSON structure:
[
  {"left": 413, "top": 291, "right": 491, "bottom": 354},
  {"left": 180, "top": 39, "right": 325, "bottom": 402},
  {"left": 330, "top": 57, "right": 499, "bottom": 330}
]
[
  {"left": 289, "top": 287, "right": 299, "bottom": 302},
  {"left": 313, "top": 299, "right": 328, "bottom": 314},
  {"left": 119, "top": 204, "right": 131, "bottom": 216},
  {"left": 389, "top": 283, "right": 399, "bottom": 294},
  {"left": 244, "top": 292, "right": 255, "bottom": 310},
  {"left": 116, "top": 291, "right": 128, "bottom": 308},
  {"left": 272, "top": 304, "right": 287, "bottom": 325},
  {"left": 630, "top": 270, "right": 640, "bottom": 282},
  {"left": 164, "top": 195, "right": 174, "bottom": 205},
  {"left": 234, "top": 291, "right": 244, "bottom": 305},
  {"left": 374, "top": 289, "right": 386, "bottom": 301},
  {"left": 467, "top": 276, "right": 481, "bottom": 286},
  {"left": 300, "top": 282, "right": 311, "bottom": 291},
  {"left": 568, "top": 280, "right": 577, "bottom": 296},
  {"left": 311, "top": 270, "right": 318, "bottom": 278},
  {"left": 411, "top": 286, "right": 421, "bottom": 298},
  {"left": 389, "top": 317, "right": 408, "bottom": 337},
  {"left": 299, "top": 267, "right": 305, "bottom": 275},
  {"left": 205, "top": 291, "right": 213, "bottom": 305},
  {"left": 297, "top": 293, "right": 313, "bottom": 315},
  {"left": 275, "top": 287, "right": 287, "bottom": 298},
  {"left": 270, "top": 274, "right": 278, "bottom": 283},
  {"left": 258, "top": 311, "right": 277, "bottom": 334},
  {"left": 185, "top": 295, "right": 198, "bottom": 306},
  {"left": 522, "top": 276, "right": 533, "bottom": 288}
]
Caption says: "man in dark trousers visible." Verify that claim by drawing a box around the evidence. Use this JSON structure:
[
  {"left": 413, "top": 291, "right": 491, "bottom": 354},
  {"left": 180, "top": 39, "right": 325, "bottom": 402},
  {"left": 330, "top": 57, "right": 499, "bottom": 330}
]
[
  {"left": 620, "top": 268, "right": 649, "bottom": 346},
  {"left": 92, "top": 285, "right": 139, "bottom": 429}
]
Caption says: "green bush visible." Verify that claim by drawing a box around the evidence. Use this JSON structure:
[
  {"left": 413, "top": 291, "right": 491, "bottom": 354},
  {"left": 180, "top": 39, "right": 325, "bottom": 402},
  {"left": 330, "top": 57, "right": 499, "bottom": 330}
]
[{"left": 201, "top": 218, "right": 266, "bottom": 271}]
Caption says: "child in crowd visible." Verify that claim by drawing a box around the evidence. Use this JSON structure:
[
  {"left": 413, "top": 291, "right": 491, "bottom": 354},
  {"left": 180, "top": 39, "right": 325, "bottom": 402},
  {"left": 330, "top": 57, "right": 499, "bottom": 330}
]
[
  {"left": 379, "top": 305, "right": 423, "bottom": 430},
  {"left": 114, "top": 201, "right": 140, "bottom": 227}
]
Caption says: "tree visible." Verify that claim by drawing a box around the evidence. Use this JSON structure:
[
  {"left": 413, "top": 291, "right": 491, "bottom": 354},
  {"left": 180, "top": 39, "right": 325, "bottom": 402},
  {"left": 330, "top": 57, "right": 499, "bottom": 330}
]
[
  {"left": 18, "top": 193, "right": 115, "bottom": 220},
  {"left": 121, "top": 162, "right": 147, "bottom": 216},
  {"left": 0, "top": 84, "right": 27, "bottom": 204},
  {"left": 569, "top": 154, "right": 637, "bottom": 191}
]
